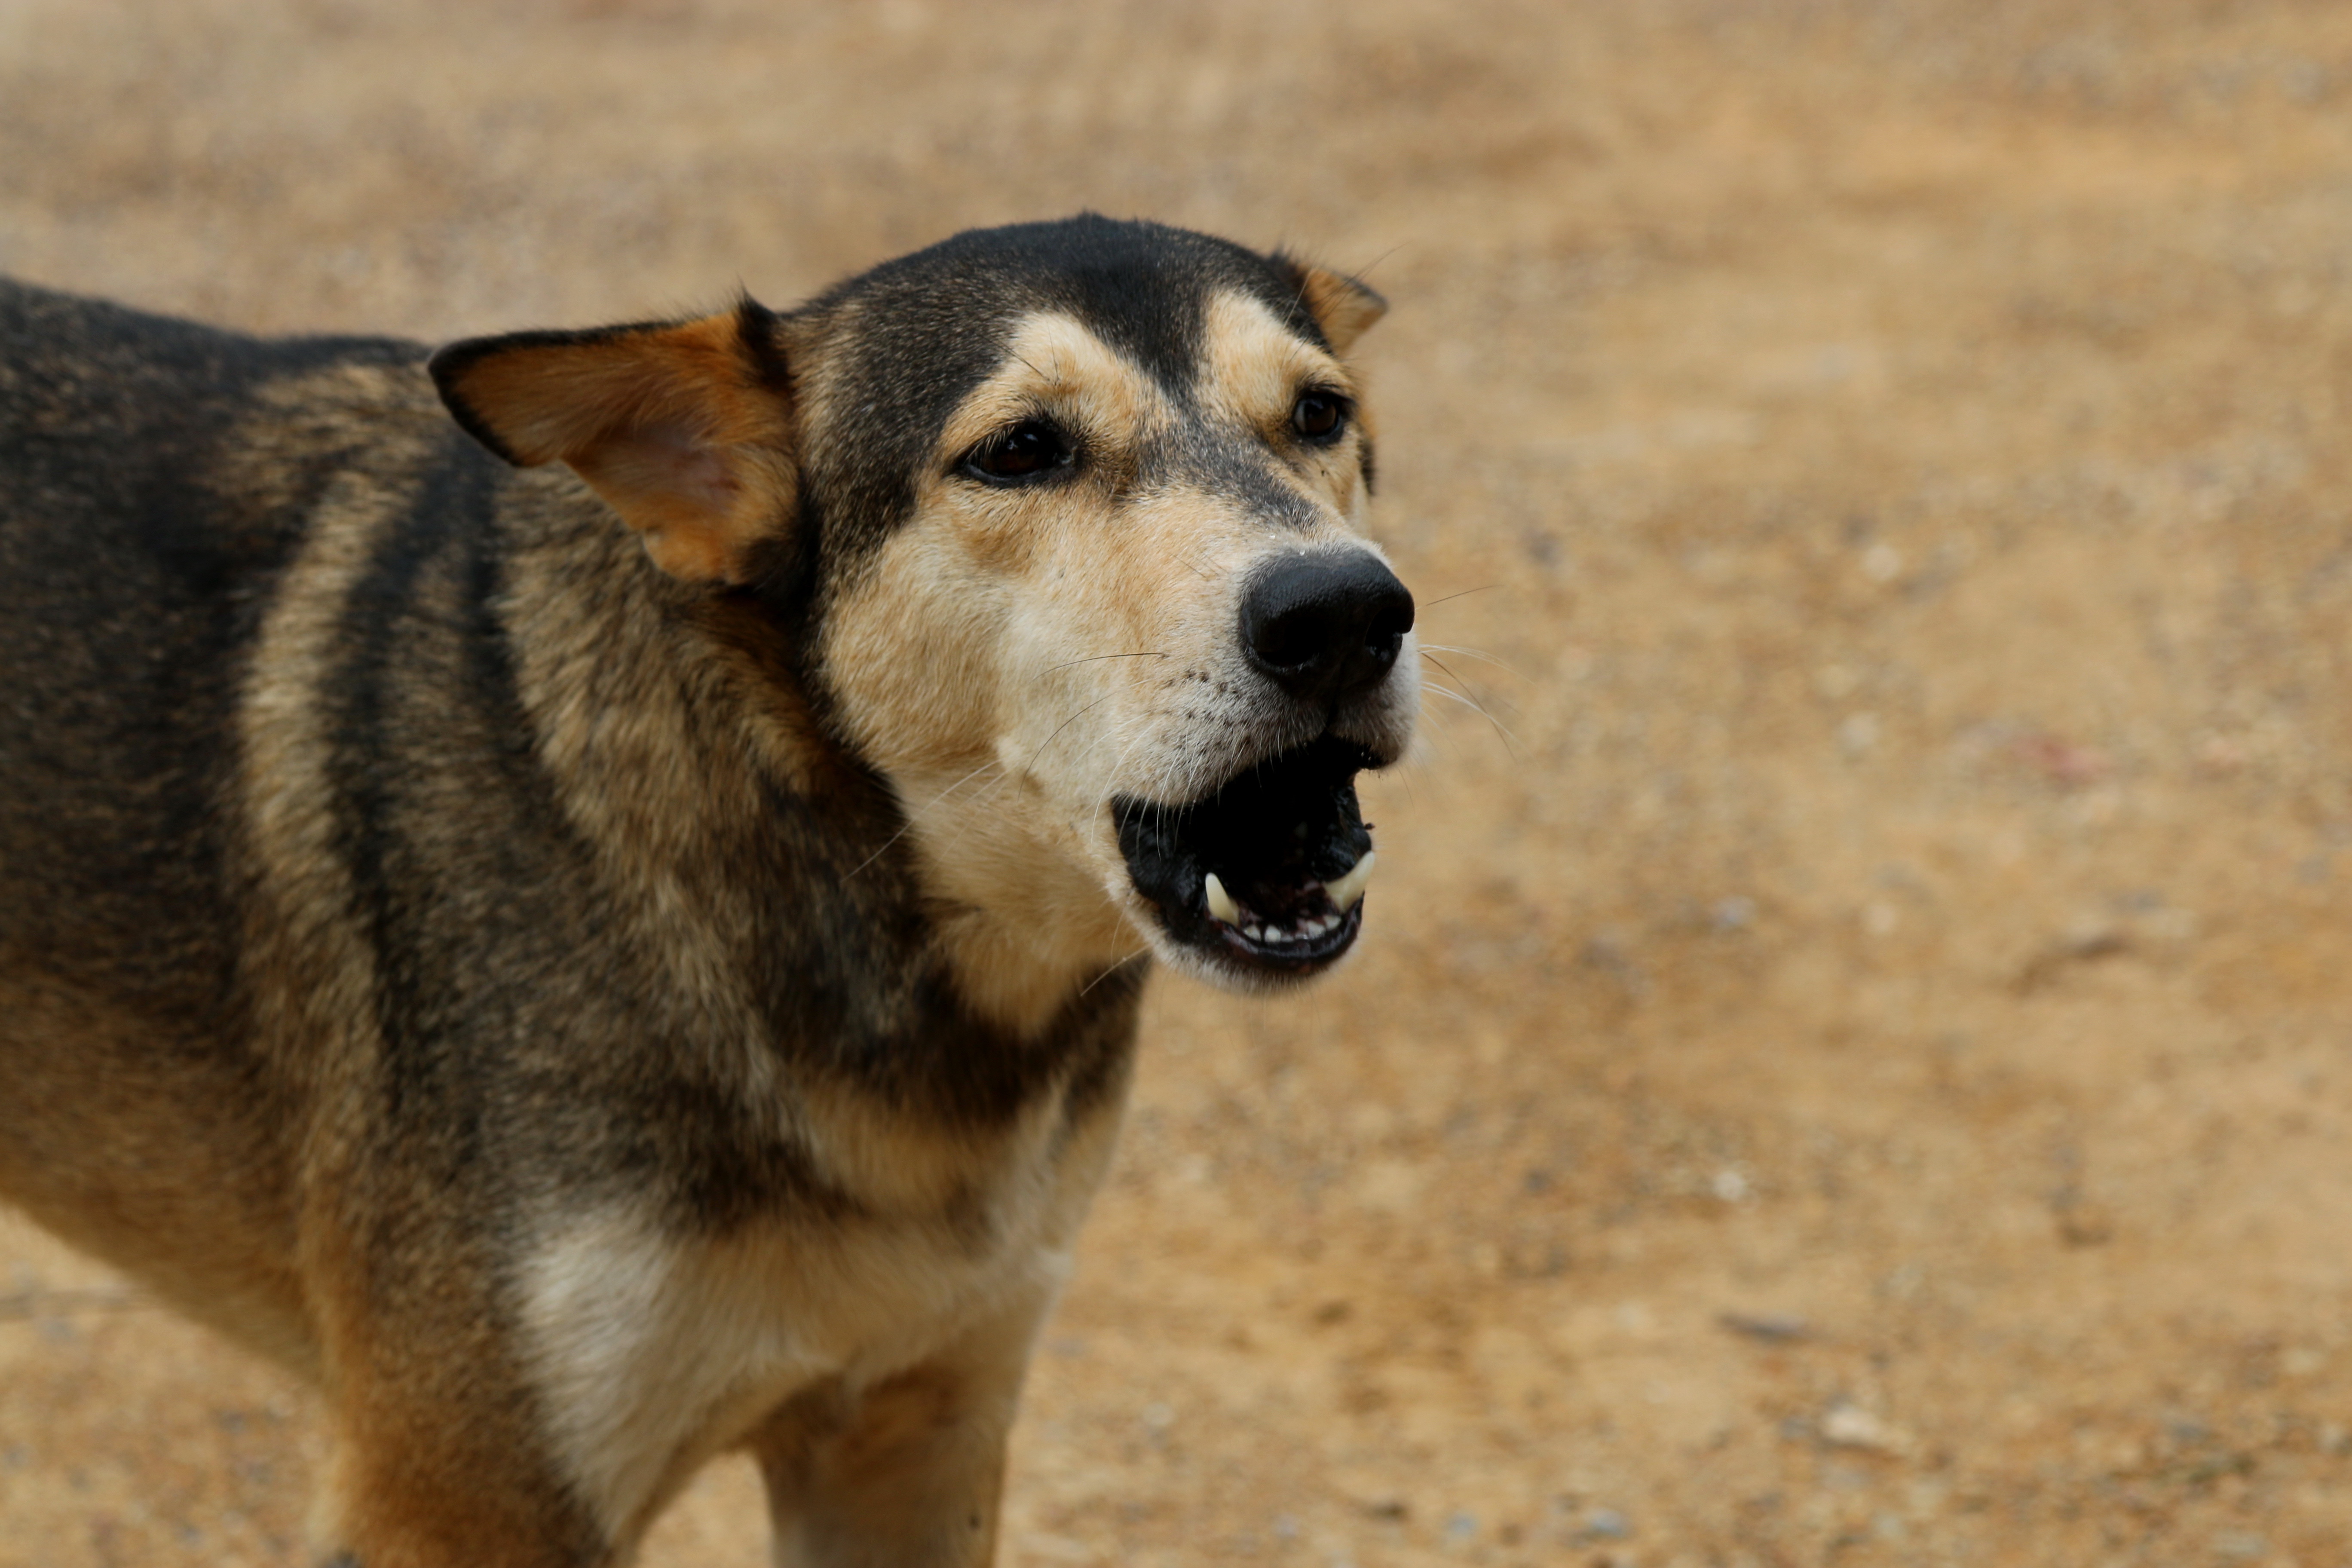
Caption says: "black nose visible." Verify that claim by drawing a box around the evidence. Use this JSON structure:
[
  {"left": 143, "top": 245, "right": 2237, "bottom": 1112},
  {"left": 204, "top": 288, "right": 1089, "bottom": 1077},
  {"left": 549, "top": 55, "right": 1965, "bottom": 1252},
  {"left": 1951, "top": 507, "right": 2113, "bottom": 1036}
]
[{"left": 1240, "top": 551, "right": 1416, "bottom": 707}]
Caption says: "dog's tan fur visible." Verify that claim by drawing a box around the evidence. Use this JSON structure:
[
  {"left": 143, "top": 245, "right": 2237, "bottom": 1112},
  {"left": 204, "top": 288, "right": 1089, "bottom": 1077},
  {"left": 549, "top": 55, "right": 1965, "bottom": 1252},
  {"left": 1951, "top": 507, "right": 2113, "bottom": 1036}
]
[{"left": 0, "top": 217, "right": 1414, "bottom": 1565}]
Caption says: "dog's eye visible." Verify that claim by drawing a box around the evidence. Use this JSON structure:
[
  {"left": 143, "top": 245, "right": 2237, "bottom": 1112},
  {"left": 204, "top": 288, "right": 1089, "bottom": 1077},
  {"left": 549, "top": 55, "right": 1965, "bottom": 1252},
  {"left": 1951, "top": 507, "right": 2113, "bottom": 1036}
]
[
  {"left": 1292, "top": 392, "right": 1350, "bottom": 442},
  {"left": 963, "top": 420, "right": 1073, "bottom": 484}
]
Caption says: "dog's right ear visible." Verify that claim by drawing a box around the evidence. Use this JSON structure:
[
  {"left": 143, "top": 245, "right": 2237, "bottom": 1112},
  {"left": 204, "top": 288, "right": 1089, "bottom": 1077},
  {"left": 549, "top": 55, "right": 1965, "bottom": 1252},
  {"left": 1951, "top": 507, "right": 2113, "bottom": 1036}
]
[
  {"left": 429, "top": 299, "right": 796, "bottom": 585},
  {"left": 1273, "top": 256, "right": 1388, "bottom": 357}
]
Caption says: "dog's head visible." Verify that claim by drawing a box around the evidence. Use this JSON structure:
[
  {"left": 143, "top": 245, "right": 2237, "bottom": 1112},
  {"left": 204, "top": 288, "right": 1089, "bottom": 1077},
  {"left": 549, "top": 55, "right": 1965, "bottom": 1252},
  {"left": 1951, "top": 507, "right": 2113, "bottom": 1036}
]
[{"left": 432, "top": 216, "right": 1416, "bottom": 1028}]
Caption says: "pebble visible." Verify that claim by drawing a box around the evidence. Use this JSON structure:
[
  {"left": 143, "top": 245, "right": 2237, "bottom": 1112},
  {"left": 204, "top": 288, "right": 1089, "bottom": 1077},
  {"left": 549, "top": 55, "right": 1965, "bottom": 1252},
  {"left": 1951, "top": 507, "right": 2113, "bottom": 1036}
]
[
  {"left": 1821, "top": 1401, "right": 1913, "bottom": 1454},
  {"left": 1580, "top": 1508, "right": 1631, "bottom": 1540},
  {"left": 1718, "top": 1311, "right": 1810, "bottom": 1343}
]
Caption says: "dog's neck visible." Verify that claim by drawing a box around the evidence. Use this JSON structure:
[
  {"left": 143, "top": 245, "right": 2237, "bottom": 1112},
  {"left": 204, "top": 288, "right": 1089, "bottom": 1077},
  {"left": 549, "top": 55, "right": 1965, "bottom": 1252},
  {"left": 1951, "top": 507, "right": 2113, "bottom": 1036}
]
[
  {"left": 881, "top": 765, "right": 1152, "bottom": 1038},
  {"left": 505, "top": 521, "right": 1141, "bottom": 1114}
]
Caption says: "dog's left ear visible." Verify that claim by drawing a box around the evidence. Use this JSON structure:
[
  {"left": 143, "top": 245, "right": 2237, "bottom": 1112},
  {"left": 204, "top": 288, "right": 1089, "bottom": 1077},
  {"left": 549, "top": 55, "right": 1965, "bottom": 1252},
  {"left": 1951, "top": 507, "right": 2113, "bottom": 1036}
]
[
  {"left": 1275, "top": 257, "right": 1387, "bottom": 356},
  {"left": 429, "top": 299, "right": 796, "bottom": 585}
]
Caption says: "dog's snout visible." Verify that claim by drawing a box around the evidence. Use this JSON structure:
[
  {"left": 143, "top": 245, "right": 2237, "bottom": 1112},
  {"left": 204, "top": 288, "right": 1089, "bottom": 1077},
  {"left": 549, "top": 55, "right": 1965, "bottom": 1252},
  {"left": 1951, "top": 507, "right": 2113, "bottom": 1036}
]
[{"left": 1240, "top": 552, "right": 1416, "bottom": 706}]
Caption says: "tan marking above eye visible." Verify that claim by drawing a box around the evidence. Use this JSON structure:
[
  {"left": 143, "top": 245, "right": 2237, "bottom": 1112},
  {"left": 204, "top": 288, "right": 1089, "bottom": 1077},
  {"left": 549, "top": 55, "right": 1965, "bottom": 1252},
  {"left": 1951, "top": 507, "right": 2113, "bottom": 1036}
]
[
  {"left": 1197, "top": 289, "right": 1361, "bottom": 444},
  {"left": 936, "top": 313, "right": 1173, "bottom": 476}
]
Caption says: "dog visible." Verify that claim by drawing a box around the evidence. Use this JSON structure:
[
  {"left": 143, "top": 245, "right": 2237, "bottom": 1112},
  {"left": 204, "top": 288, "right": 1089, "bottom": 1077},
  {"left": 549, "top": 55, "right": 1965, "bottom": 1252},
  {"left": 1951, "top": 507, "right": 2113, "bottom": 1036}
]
[{"left": 0, "top": 214, "right": 1416, "bottom": 1567}]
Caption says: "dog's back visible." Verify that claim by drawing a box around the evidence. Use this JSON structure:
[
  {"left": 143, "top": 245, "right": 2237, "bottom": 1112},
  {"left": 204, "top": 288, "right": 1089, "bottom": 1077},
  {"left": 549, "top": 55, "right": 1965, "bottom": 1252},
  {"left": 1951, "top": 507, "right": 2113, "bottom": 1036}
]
[{"left": 0, "top": 282, "right": 426, "bottom": 1360}]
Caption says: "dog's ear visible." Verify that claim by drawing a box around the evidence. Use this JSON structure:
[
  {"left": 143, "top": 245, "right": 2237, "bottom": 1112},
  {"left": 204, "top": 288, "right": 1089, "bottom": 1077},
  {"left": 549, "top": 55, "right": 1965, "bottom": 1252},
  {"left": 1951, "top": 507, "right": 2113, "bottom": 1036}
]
[
  {"left": 429, "top": 299, "right": 796, "bottom": 585},
  {"left": 1275, "top": 257, "right": 1387, "bottom": 356}
]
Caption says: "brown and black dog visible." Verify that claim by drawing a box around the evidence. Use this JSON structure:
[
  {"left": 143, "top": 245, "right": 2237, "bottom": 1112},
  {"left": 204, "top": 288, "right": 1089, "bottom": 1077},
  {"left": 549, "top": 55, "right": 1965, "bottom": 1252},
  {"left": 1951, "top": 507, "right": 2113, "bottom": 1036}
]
[{"left": 0, "top": 215, "right": 1416, "bottom": 1567}]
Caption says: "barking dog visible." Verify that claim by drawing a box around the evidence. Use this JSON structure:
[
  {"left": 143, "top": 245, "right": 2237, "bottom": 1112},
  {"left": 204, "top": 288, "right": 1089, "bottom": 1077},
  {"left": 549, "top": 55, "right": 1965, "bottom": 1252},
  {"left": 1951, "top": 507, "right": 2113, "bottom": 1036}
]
[{"left": 0, "top": 215, "right": 1416, "bottom": 1567}]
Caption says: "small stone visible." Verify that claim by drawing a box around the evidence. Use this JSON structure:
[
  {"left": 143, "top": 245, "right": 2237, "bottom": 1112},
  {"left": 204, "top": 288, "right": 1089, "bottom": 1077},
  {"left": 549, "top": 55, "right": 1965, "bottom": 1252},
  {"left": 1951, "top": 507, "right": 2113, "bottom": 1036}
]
[
  {"left": 1580, "top": 1508, "right": 1631, "bottom": 1541},
  {"left": 1718, "top": 1311, "right": 1810, "bottom": 1343},
  {"left": 1821, "top": 1401, "right": 1912, "bottom": 1454}
]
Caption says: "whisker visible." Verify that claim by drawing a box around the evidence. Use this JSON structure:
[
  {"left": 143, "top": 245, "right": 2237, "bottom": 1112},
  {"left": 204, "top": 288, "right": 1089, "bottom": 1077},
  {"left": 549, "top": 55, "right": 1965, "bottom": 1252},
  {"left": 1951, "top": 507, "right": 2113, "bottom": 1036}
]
[
  {"left": 1420, "top": 583, "right": 1501, "bottom": 611},
  {"left": 1081, "top": 949, "right": 1152, "bottom": 996},
  {"left": 1421, "top": 683, "right": 1507, "bottom": 734},
  {"left": 1041, "top": 650, "right": 1168, "bottom": 677},
  {"left": 1421, "top": 683, "right": 1494, "bottom": 714},
  {"left": 1420, "top": 652, "right": 1507, "bottom": 718},
  {"left": 1035, "top": 689, "right": 1120, "bottom": 760},
  {"left": 1418, "top": 642, "right": 1527, "bottom": 680},
  {"left": 1096, "top": 718, "right": 1157, "bottom": 797},
  {"left": 1418, "top": 689, "right": 1513, "bottom": 770},
  {"left": 844, "top": 758, "right": 1005, "bottom": 880},
  {"left": 1420, "top": 655, "right": 1522, "bottom": 757},
  {"left": 1403, "top": 697, "right": 1476, "bottom": 763}
]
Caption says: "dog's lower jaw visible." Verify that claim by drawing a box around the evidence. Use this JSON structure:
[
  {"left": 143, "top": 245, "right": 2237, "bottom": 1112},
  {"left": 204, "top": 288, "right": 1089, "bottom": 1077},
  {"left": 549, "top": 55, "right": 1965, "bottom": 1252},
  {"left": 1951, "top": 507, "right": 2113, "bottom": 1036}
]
[{"left": 1132, "top": 914, "right": 1359, "bottom": 997}]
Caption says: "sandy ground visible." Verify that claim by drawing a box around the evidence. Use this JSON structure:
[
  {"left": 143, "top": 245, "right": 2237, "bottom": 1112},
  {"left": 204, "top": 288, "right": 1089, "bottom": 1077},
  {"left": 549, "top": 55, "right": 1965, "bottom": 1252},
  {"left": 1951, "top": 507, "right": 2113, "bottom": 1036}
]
[{"left": 6, "top": 1, "right": 2352, "bottom": 1563}]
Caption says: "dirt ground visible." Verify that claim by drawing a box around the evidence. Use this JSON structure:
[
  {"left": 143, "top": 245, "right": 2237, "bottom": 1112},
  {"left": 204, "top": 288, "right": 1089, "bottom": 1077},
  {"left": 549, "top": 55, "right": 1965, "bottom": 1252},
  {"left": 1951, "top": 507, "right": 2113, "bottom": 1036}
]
[{"left": 6, "top": 1, "right": 2352, "bottom": 1563}]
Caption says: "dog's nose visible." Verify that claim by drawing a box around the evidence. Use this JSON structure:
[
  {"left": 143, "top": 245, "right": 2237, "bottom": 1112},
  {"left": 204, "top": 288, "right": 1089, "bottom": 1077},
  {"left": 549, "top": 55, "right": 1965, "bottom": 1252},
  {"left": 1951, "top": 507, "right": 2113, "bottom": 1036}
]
[{"left": 1240, "top": 552, "right": 1416, "bottom": 707}]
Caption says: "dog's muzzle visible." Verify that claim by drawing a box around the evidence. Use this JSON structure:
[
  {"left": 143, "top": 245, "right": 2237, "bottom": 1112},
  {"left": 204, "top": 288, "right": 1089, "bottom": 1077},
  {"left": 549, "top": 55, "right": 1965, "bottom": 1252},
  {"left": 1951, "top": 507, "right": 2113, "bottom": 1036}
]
[{"left": 1115, "top": 551, "right": 1412, "bottom": 978}]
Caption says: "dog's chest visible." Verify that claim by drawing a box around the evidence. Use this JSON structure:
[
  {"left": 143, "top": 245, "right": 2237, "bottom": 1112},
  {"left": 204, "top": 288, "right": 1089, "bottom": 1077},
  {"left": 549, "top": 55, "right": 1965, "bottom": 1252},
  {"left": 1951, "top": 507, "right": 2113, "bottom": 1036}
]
[{"left": 514, "top": 1085, "right": 1124, "bottom": 1541}]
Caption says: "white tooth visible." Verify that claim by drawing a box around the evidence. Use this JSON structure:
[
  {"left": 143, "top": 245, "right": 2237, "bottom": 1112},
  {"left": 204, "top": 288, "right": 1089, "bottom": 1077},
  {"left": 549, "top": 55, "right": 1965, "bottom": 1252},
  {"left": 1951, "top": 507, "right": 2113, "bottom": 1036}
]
[
  {"left": 1204, "top": 872, "right": 1242, "bottom": 926},
  {"left": 1246, "top": 924, "right": 1270, "bottom": 942},
  {"left": 1325, "top": 850, "right": 1377, "bottom": 912}
]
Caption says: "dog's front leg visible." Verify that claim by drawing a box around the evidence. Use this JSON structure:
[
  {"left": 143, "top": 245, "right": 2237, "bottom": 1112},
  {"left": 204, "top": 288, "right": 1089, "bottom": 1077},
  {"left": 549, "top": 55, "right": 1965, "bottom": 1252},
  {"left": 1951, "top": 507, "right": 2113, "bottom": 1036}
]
[
  {"left": 753, "top": 1288, "right": 1054, "bottom": 1568},
  {"left": 309, "top": 1320, "right": 612, "bottom": 1568}
]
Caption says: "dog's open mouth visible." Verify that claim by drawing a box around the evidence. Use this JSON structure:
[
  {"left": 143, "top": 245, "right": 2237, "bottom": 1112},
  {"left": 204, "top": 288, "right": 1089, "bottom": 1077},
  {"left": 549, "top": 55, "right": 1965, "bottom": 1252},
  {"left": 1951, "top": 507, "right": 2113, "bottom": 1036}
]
[{"left": 1114, "top": 735, "right": 1379, "bottom": 976}]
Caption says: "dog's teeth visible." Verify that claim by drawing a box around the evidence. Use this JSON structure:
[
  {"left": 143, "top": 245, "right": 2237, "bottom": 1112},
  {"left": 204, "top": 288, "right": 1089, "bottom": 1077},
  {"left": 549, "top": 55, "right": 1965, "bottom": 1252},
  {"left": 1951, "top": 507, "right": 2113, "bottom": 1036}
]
[
  {"left": 1324, "top": 851, "right": 1376, "bottom": 913},
  {"left": 1204, "top": 872, "right": 1242, "bottom": 926},
  {"left": 1245, "top": 923, "right": 1270, "bottom": 942}
]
